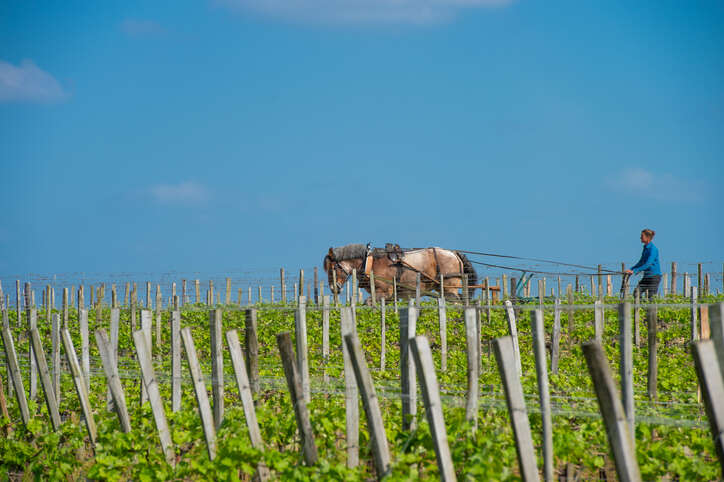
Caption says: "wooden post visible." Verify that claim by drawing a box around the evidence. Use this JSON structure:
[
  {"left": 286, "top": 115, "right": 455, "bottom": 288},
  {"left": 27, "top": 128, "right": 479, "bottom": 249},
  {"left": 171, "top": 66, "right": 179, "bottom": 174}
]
[
  {"left": 171, "top": 309, "right": 181, "bottom": 412},
  {"left": 634, "top": 289, "right": 640, "bottom": 347},
  {"left": 493, "top": 336, "right": 539, "bottom": 482},
  {"left": 462, "top": 273, "right": 469, "bottom": 307},
  {"left": 709, "top": 303, "right": 724, "bottom": 375},
  {"left": 698, "top": 263, "right": 703, "bottom": 297},
  {"left": 133, "top": 329, "right": 175, "bottom": 466},
  {"left": 139, "top": 309, "right": 153, "bottom": 404},
  {"left": 281, "top": 268, "right": 286, "bottom": 304},
  {"left": 670, "top": 262, "right": 677, "bottom": 295},
  {"left": 332, "top": 269, "right": 339, "bottom": 307},
  {"left": 415, "top": 272, "right": 421, "bottom": 307},
  {"left": 96, "top": 329, "right": 131, "bottom": 432},
  {"left": 691, "top": 339, "right": 724, "bottom": 471},
  {"left": 210, "top": 309, "right": 224, "bottom": 429},
  {"left": 410, "top": 336, "right": 457, "bottom": 482},
  {"left": 61, "top": 328, "right": 97, "bottom": 444},
  {"left": 607, "top": 275, "right": 613, "bottom": 297},
  {"left": 400, "top": 307, "right": 418, "bottom": 431},
  {"left": 618, "top": 302, "right": 635, "bottom": 444},
  {"left": 551, "top": 299, "right": 561, "bottom": 374},
  {"left": 182, "top": 279, "right": 187, "bottom": 306},
  {"left": 502, "top": 274, "right": 508, "bottom": 299},
  {"left": 295, "top": 298, "right": 311, "bottom": 404},
  {"left": 225, "top": 278, "right": 231, "bottom": 305},
  {"left": 1, "top": 325, "right": 30, "bottom": 426},
  {"left": 464, "top": 307, "right": 478, "bottom": 429},
  {"left": 393, "top": 277, "right": 398, "bottom": 315},
  {"left": 271, "top": 285, "right": 275, "bottom": 304},
  {"left": 370, "top": 271, "right": 376, "bottom": 306},
  {"left": 351, "top": 269, "right": 357, "bottom": 306},
  {"left": 379, "top": 298, "right": 386, "bottom": 371},
  {"left": 582, "top": 342, "right": 642, "bottom": 482},
  {"left": 258, "top": 285, "right": 262, "bottom": 304},
  {"left": 313, "top": 267, "right": 319, "bottom": 305},
  {"left": 225, "top": 330, "right": 270, "bottom": 481},
  {"left": 504, "top": 300, "right": 522, "bottom": 377},
  {"left": 662, "top": 273, "right": 668, "bottom": 296},
  {"left": 130, "top": 286, "right": 137, "bottom": 333},
  {"left": 51, "top": 313, "right": 61, "bottom": 403},
  {"left": 531, "top": 309, "right": 553, "bottom": 482},
  {"left": 647, "top": 306, "right": 658, "bottom": 401},
  {"left": 195, "top": 279, "right": 200, "bottom": 304},
  {"left": 244, "top": 308, "right": 260, "bottom": 395},
  {"left": 438, "top": 297, "right": 447, "bottom": 372},
  {"left": 691, "top": 287, "right": 699, "bottom": 341},
  {"left": 248, "top": 286, "right": 252, "bottom": 306},
  {"left": 276, "top": 332, "right": 318, "bottom": 465},
  {"left": 344, "top": 332, "right": 391, "bottom": 478},
  {"left": 180, "top": 327, "right": 217, "bottom": 460},
  {"left": 683, "top": 272, "right": 690, "bottom": 297},
  {"left": 594, "top": 300, "right": 604, "bottom": 343},
  {"left": 29, "top": 328, "right": 61, "bottom": 430},
  {"left": 566, "top": 284, "right": 574, "bottom": 344},
  {"left": 155, "top": 285, "right": 162, "bottom": 349},
  {"left": 28, "top": 305, "right": 38, "bottom": 400},
  {"left": 340, "top": 307, "right": 359, "bottom": 468}
]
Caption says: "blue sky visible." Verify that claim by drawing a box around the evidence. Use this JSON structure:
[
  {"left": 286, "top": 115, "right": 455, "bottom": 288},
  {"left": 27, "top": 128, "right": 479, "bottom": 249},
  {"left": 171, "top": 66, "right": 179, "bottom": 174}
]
[{"left": 1, "top": 1, "right": 722, "bottom": 286}]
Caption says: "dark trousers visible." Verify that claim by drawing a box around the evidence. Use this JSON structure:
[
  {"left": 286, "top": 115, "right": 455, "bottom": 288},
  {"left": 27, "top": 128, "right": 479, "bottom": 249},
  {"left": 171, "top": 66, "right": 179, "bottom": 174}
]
[{"left": 636, "top": 275, "right": 661, "bottom": 300}]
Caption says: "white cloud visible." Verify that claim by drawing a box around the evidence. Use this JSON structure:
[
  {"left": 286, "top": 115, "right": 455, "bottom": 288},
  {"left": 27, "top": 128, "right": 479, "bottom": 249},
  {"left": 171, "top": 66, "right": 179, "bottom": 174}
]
[
  {"left": 150, "top": 181, "right": 209, "bottom": 204},
  {"left": 606, "top": 167, "right": 709, "bottom": 203},
  {"left": 0, "top": 59, "right": 68, "bottom": 103},
  {"left": 120, "top": 19, "right": 166, "bottom": 37},
  {"left": 215, "top": 0, "right": 513, "bottom": 25}
]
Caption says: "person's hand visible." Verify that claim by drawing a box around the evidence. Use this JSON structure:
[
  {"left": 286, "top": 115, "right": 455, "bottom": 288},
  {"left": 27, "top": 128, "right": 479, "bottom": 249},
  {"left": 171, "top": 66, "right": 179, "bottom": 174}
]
[{"left": 625, "top": 269, "right": 633, "bottom": 275}]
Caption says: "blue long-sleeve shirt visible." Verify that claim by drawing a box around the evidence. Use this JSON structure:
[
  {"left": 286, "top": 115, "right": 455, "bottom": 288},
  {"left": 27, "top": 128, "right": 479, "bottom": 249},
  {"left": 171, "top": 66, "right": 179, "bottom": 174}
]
[{"left": 630, "top": 242, "right": 661, "bottom": 276}]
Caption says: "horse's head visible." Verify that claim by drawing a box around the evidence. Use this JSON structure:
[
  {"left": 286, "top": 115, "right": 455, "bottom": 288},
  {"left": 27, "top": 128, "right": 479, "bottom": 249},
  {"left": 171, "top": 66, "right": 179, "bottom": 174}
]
[{"left": 324, "top": 246, "right": 363, "bottom": 294}]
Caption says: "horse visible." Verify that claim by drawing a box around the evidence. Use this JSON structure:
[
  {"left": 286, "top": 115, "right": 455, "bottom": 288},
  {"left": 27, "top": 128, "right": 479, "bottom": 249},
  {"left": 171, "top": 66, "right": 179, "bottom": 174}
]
[{"left": 323, "top": 243, "right": 477, "bottom": 302}]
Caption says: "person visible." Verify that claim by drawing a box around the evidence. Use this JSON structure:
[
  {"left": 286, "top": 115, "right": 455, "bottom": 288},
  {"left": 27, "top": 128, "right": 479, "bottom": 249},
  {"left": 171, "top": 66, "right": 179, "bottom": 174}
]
[{"left": 625, "top": 229, "right": 661, "bottom": 299}]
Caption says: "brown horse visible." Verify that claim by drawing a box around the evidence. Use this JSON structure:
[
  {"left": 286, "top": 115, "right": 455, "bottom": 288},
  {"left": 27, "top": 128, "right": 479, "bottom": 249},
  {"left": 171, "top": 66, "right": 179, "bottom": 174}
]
[{"left": 323, "top": 244, "right": 477, "bottom": 301}]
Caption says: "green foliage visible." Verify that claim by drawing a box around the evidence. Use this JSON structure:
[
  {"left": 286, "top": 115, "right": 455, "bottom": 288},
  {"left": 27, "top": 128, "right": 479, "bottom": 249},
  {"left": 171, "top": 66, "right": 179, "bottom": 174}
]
[{"left": 0, "top": 293, "right": 721, "bottom": 480}]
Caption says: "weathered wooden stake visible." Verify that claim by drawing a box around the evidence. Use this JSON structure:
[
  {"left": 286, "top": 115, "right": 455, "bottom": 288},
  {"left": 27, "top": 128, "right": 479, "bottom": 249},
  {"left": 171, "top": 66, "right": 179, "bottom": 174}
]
[
  {"left": 180, "top": 327, "right": 217, "bottom": 460},
  {"left": 531, "top": 309, "right": 553, "bottom": 482},
  {"left": 647, "top": 306, "right": 658, "bottom": 401},
  {"left": 344, "top": 332, "right": 391, "bottom": 479},
  {"left": 582, "top": 342, "right": 641, "bottom": 482},
  {"left": 691, "top": 339, "right": 724, "bottom": 472},
  {"left": 244, "top": 308, "right": 260, "bottom": 395},
  {"left": 504, "top": 300, "right": 522, "bottom": 377},
  {"left": 493, "top": 336, "right": 539, "bottom": 482},
  {"left": 139, "top": 309, "right": 153, "bottom": 404},
  {"left": 340, "top": 307, "right": 360, "bottom": 467},
  {"left": 133, "top": 329, "right": 175, "bottom": 466},
  {"left": 171, "top": 309, "right": 181, "bottom": 412},
  {"left": 691, "top": 287, "right": 699, "bottom": 341},
  {"left": 51, "top": 313, "right": 60, "bottom": 402},
  {"left": 594, "top": 300, "right": 604, "bottom": 343},
  {"left": 322, "top": 296, "right": 330, "bottom": 381},
  {"left": 295, "top": 297, "right": 311, "bottom": 404},
  {"left": 464, "top": 307, "right": 478, "bottom": 429},
  {"left": 438, "top": 297, "right": 448, "bottom": 372},
  {"left": 96, "top": 329, "right": 131, "bottom": 432},
  {"left": 551, "top": 298, "right": 561, "bottom": 374},
  {"left": 1, "top": 325, "right": 30, "bottom": 425},
  {"left": 634, "top": 289, "right": 640, "bottom": 347},
  {"left": 379, "top": 298, "right": 386, "bottom": 371},
  {"left": 277, "top": 332, "right": 318, "bottom": 465},
  {"left": 410, "top": 336, "right": 457, "bottom": 482},
  {"left": 61, "top": 328, "right": 97, "bottom": 444},
  {"left": 29, "top": 328, "right": 61, "bottom": 430},
  {"left": 618, "top": 302, "right": 635, "bottom": 447},
  {"left": 225, "top": 330, "right": 270, "bottom": 481},
  {"left": 209, "top": 309, "right": 224, "bottom": 429},
  {"left": 400, "top": 307, "right": 418, "bottom": 431}
]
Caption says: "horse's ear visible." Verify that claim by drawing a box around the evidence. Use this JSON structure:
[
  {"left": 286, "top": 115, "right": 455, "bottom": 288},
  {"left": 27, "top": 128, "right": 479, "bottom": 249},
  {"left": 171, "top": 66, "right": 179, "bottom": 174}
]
[{"left": 328, "top": 247, "right": 334, "bottom": 258}]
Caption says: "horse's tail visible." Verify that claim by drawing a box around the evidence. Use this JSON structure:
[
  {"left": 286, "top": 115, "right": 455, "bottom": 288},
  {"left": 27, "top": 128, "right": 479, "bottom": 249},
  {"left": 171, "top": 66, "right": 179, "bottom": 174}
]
[{"left": 456, "top": 251, "right": 478, "bottom": 300}]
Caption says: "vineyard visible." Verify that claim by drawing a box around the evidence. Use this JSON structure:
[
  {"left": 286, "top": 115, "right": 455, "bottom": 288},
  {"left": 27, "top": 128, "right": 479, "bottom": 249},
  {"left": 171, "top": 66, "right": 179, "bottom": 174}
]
[{"left": 1, "top": 286, "right": 723, "bottom": 481}]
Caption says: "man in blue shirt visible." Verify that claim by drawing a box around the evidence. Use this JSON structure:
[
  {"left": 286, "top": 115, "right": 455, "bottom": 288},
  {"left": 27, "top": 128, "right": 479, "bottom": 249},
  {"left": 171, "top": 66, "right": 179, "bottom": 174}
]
[{"left": 625, "top": 228, "right": 662, "bottom": 299}]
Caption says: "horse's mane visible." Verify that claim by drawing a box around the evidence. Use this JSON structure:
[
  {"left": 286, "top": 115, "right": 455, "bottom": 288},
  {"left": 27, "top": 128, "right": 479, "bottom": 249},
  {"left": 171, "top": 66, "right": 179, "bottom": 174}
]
[{"left": 331, "top": 244, "right": 367, "bottom": 261}]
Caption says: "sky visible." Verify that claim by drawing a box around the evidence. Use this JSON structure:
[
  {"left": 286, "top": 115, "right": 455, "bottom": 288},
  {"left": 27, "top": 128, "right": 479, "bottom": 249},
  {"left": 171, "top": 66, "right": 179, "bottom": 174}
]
[{"left": 1, "top": 1, "right": 723, "bottom": 288}]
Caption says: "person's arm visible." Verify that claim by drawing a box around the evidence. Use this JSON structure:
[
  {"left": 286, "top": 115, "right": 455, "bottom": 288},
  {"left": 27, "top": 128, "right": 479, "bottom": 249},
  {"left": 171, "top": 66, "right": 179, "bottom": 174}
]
[
  {"left": 633, "top": 245, "right": 657, "bottom": 274},
  {"left": 629, "top": 246, "right": 647, "bottom": 272}
]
